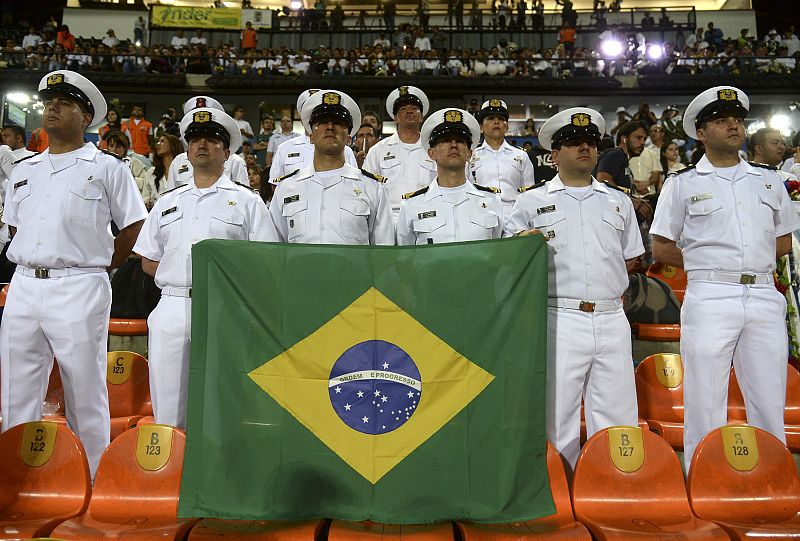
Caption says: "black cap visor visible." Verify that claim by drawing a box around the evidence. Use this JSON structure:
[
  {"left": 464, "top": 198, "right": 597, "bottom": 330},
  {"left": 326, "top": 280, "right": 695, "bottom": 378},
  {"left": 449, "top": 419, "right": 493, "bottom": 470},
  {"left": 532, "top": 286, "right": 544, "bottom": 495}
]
[
  {"left": 479, "top": 107, "right": 509, "bottom": 123},
  {"left": 393, "top": 95, "right": 424, "bottom": 115},
  {"left": 695, "top": 101, "right": 747, "bottom": 128},
  {"left": 551, "top": 124, "right": 602, "bottom": 149},
  {"left": 310, "top": 105, "right": 353, "bottom": 132},
  {"left": 184, "top": 122, "right": 231, "bottom": 148},
  {"left": 38, "top": 83, "right": 94, "bottom": 117},
  {"left": 430, "top": 124, "right": 472, "bottom": 148}
]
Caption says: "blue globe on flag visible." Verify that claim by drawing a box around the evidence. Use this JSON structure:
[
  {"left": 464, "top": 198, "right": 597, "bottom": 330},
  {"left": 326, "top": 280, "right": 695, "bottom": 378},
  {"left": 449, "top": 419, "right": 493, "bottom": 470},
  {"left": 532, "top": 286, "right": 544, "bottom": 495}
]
[{"left": 328, "top": 340, "right": 422, "bottom": 435}]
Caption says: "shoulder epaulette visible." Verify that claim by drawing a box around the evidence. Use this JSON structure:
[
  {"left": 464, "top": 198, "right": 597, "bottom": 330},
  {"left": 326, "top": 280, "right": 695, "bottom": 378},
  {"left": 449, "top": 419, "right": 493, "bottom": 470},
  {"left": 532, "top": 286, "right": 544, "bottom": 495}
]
[
  {"left": 474, "top": 183, "right": 500, "bottom": 194},
  {"left": 273, "top": 169, "right": 300, "bottom": 183},
  {"left": 748, "top": 161, "right": 778, "bottom": 171},
  {"left": 234, "top": 181, "right": 258, "bottom": 193},
  {"left": 666, "top": 164, "right": 696, "bottom": 179},
  {"left": 602, "top": 182, "right": 630, "bottom": 195},
  {"left": 361, "top": 169, "right": 387, "bottom": 183},
  {"left": 518, "top": 180, "right": 547, "bottom": 193},
  {"left": 101, "top": 149, "right": 124, "bottom": 161},
  {"left": 12, "top": 152, "right": 39, "bottom": 165},
  {"left": 402, "top": 186, "right": 429, "bottom": 199},
  {"left": 159, "top": 184, "right": 190, "bottom": 196}
]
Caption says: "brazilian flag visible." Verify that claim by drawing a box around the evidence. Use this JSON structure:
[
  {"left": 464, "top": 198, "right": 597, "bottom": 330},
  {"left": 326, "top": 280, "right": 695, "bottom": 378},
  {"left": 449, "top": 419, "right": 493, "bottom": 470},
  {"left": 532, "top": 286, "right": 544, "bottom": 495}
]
[{"left": 178, "top": 236, "right": 553, "bottom": 524}]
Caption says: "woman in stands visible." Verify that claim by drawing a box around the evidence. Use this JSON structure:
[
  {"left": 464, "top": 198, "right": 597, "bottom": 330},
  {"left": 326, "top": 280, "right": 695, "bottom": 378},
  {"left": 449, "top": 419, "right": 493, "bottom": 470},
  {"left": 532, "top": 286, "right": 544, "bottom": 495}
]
[
  {"left": 659, "top": 141, "right": 684, "bottom": 180},
  {"left": 143, "top": 133, "right": 183, "bottom": 209},
  {"left": 98, "top": 110, "right": 128, "bottom": 150},
  {"left": 248, "top": 165, "right": 273, "bottom": 204}
]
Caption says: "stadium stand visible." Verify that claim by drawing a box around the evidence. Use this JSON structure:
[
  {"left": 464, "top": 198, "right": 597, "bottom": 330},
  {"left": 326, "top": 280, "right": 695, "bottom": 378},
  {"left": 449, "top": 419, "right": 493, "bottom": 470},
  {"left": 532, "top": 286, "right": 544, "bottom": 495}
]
[
  {"left": 0, "top": 421, "right": 91, "bottom": 539},
  {"left": 687, "top": 425, "right": 800, "bottom": 539},
  {"left": 572, "top": 426, "right": 729, "bottom": 539},
  {"left": 50, "top": 425, "right": 197, "bottom": 540},
  {"left": 635, "top": 353, "right": 686, "bottom": 449}
]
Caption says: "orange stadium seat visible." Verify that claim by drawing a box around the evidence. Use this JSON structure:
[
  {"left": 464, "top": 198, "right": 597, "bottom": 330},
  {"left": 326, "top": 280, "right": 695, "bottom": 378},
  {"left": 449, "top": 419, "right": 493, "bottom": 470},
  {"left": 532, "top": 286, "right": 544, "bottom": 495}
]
[
  {"left": 187, "top": 518, "right": 325, "bottom": 540},
  {"left": 635, "top": 353, "right": 685, "bottom": 450},
  {"left": 108, "top": 318, "right": 148, "bottom": 336},
  {"left": 106, "top": 352, "right": 153, "bottom": 439},
  {"left": 328, "top": 521, "right": 455, "bottom": 540},
  {"left": 687, "top": 425, "right": 800, "bottom": 539},
  {"left": 0, "top": 284, "right": 9, "bottom": 307},
  {"left": 136, "top": 416, "right": 155, "bottom": 426},
  {"left": 0, "top": 421, "right": 91, "bottom": 540},
  {"left": 572, "top": 426, "right": 728, "bottom": 540},
  {"left": 457, "top": 442, "right": 592, "bottom": 540},
  {"left": 51, "top": 425, "right": 198, "bottom": 541},
  {"left": 729, "top": 364, "right": 800, "bottom": 452},
  {"left": 646, "top": 263, "right": 687, "bottom": 303},
  {"left": 580, "top": 404, "right": 649, "bottom": 445},
  {"left": 635, "top": 323, "right": 681, "bottom": 341}
]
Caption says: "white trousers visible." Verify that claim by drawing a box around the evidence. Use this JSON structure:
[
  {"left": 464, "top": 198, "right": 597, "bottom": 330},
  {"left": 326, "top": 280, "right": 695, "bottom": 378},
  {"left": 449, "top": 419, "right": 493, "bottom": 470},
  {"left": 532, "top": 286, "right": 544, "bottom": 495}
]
[
  {"left": 147, "top": 295, "right": 191, "bottom": 428},
  {"left": 546, "top": 306, "right": 638, "bottom": 469},
  {"left": 0, "top": 272, "right": 111, "bottom": 477},
  {"left": 682, "top": 281, "right": 787, "bottom": 464}
]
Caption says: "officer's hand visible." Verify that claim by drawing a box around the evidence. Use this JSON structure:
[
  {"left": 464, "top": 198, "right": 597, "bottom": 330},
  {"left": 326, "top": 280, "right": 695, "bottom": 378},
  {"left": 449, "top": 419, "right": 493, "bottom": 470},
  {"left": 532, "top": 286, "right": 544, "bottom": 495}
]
[
  {"left": 516, "top": 228, "right": 542, "bottom": 237},
  {"left": 634, "top": 199, "right": 654, "bottom": 221},
  {"left": 633, "top": 180, "right": 650, "bottom": 194}
]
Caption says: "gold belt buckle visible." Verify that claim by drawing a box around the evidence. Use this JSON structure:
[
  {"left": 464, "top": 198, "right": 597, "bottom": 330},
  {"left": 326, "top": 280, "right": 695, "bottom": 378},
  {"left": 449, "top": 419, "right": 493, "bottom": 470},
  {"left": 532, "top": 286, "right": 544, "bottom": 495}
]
[
  {"left": 579, "top": 301, "right": 596, "bottom": 312},
  {"left": 34, "top": 266, "right": 49, "bottom": 279},
  {"left": 739, "top": 274, "right": 756, "bottom": 285}
]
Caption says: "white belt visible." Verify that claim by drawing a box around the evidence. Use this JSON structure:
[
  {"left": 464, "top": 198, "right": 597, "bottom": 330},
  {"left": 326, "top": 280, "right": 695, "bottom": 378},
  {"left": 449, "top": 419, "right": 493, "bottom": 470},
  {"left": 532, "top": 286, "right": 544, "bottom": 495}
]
[
  {"left": 687, "top": 270, "right": 773, "bottom": 285},
  {"left": 547, "top": 298, "right": 622, "bottom": 313},
  {"left": 16, "top": 266, "right": 106, "bottom": 279},
  {"left": 162, "top": 286, "right": 192, "bottom": 298}
]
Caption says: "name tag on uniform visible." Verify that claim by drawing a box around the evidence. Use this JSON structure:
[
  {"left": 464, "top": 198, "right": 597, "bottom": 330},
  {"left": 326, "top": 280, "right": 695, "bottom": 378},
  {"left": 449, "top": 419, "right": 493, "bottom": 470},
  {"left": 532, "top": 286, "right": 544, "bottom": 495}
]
[
  {"left": 689, "top": 193, "right": 713, "bottom": 203},
  {"left": 545, "top": 230, "right": 556, "bottom": 239},
  {"left": 537, "top": 205, "right": 556, "bottom": 215},
  {"left": 161, "top": 206, "right": 178, "bottom": 217},
  {"left": 14, "top": 179, "right": 27, "bottom": 189},
  {"left": 284, "top": 194, "right": 300, "bottom": 204},
  {"left": 383, "top": 155, "right": 396, "bottom": 160},
  {"left": 418, "top": 211, "right": 437, "bottom": 219},
  {"left": 178, "top": 165, "right": 189, "bottom": 174},
  {"left": 288, "top": 152, "right": 300, "bottom": 158}
]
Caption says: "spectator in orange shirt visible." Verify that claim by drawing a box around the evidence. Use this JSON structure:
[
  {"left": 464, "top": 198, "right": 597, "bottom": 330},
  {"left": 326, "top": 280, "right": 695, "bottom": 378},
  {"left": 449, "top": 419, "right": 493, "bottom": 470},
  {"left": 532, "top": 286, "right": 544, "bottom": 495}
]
[
  {"left": 123, "top": 104, "right": 153, "bottom": 157},
  {"left": 558, "top": 21, "right": 576, "bottom": 55},
  {"left": 56, "top": 24, "right": 76, "bottom": 52},
  {"left": 241, "top": 21, "right": 258, "bottom": 51},
  {"left": 27, "top": 126, "right": 48, "bottom": 153}
]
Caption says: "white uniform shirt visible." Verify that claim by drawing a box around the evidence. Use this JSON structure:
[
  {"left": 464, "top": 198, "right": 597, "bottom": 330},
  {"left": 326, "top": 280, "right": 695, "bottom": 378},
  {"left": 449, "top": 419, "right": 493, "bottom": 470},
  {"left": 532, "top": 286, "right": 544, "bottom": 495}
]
[
  {"left": 3, "top": 143, "right": 147, "bottom": 269},
  {"left": 133, "top": 175, "right": 278, "bottom": 289},
  {"left": 166, "top": 152, "right": 248, "bottom": 191},
  {"left": 363, "top": 133, "right": 438, "bottom": 212},
  {"left": 266, "top": 131, "right": 300, "bottom": 155},
  {"left": 269, "top": 163, "right": 394, "bottom": 245},
  {"left": 468, "top": 140, "right": 535, "bottom": 208},
  {"left": 269, "top": 136, "right": 358, "bottom": 182},
  {"left": 651, "top": 156, "right": 800, "bottom": 274},
  {"left": 397, "top": 180, "right": 503, "bottom": 245},
  {"left": 506, "top": 176, "right": 643, "bottom": 300}
]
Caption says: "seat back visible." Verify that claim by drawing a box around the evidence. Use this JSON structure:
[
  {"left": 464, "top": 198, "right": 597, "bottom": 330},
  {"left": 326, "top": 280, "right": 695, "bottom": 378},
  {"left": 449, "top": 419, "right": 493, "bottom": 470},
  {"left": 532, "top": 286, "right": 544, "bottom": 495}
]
[
  {"left": 88, "top": 425, "right": 185, "bottom": 520},
  {"left": 0, "top": 421, "right": 91, "bottom": 517},
  {"left": 106, "top": 352, "right": 152, "bottom": 417},
  {"left": 727, "top": 369, "right": 746, "bottom": 421},
  {"left": 543, "top": 442, "right": 578, "bottom": 524},
  {"left": 572, "top": 426, "right": 692, "bottom": 522},
  {"left": 688, "top": 425, "right": 800, "bottom": 522},
  {"left": 646, "top": 263, "right": 687, "bottom": 302},
  {"left": 634, "top": 353, "right": 684, "bottom": 422},
  {"left": 0, "top": 284, "right": 8, "bottom": 307}
]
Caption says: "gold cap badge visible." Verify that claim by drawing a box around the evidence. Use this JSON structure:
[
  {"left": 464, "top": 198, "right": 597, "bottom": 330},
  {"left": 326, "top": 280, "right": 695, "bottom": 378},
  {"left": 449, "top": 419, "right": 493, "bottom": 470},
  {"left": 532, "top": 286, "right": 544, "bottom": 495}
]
[
  {"left": 571, "top": 112, "right": 591, "bottom": 127},
  {"left": 444, "top": 110, "right": 463, "bottom": 123},
  {"left": 717, "top": 89, "right": 738, "bottom": 101},
  {"left": 489, "top": 99, "right": 502, "bottom": 108},
  {"left": 398, "top": 86, "right": 409, "bottom": 95},
  {"left": 323, "top": 92, "right": 341, "bottom": 105},
  {"left": 193, "top": 111, "right": 211, "bottom": 123},
  {"left": 47, "top": 73, "right": 65, "bottom": 87}
]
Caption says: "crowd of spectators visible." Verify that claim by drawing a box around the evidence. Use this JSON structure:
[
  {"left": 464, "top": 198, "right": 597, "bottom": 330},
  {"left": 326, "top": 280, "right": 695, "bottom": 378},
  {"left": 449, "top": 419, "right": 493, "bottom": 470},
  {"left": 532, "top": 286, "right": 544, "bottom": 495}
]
[{"left": 3, "top": 20, "right": 800, "bottom": 78}]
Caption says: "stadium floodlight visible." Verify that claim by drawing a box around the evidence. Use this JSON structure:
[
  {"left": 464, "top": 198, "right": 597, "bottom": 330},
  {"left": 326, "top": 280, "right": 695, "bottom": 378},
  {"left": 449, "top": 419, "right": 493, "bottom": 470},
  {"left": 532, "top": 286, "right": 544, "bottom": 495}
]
[
  {"left": 646, "top": 44, "right": 664, "bottom": 60},
  {"left": 290, "top": 0, "right": 302, "bottom": 9},
  {"left": 770, "top": 113, "right": 792, "bottom": 136},
  {"left": 746, "top": 120, "right": 765, "bottom": 135},
  {"left": 600, "top": 39, "right": 623, "bottom": 58},
  {"left": 6, "top": 92, "right": 30, "bottom": 105}
]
